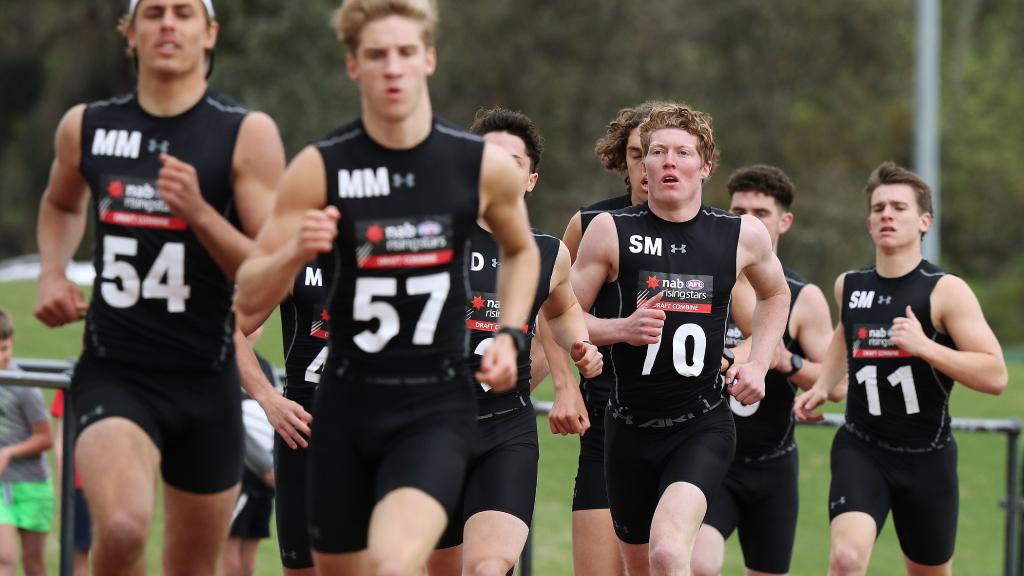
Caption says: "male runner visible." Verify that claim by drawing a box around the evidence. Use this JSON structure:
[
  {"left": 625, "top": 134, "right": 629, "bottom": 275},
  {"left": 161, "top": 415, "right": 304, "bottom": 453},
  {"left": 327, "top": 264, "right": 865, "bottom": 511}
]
[
  {"left": 234, "top": 2, "right": 540, "bottom": 574},
  {"left": 794, "top": 162, "right": 1008, "bottom": 576},
  {"left": 572, "top": 104, "right": 790, "bottom": 576},
  {"left": 693, "top": 165, "right": 834, "bottom": 576},
  {"left": 33, "top": 1, "right": 285, "bottom": 574},
  {"left": 427, "top": 106, "right": 601, "bottom": 576},
  {"left": 556, "top": 100, "right": 667, "bottom": 576}
]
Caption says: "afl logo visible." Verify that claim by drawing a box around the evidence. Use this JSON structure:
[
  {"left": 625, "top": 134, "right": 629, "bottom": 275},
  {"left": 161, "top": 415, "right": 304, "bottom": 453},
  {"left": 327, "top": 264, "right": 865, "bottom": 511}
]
[
  {"left": 417, "top": 220, "right": 443, "bottom": 237},
  {"left": 685, "top": 279, "right": 705, "bottom": 291}
]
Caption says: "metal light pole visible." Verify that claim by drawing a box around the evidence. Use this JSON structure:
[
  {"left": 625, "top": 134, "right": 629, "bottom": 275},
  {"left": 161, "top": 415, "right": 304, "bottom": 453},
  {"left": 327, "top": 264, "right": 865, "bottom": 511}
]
[{"left": 916, "top": 0, "right": 941, "bottom": 262}]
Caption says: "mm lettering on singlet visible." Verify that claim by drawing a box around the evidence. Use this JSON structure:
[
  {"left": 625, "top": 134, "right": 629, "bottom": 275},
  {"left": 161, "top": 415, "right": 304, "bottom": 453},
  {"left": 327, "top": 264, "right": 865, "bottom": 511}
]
[
  {"left": 466, "top": 291, "right": 501, "bottom": 333},
  {"left": 638, "top": 271, "right": 714, "bottom": 314},
  {"left": 355, "top": 215, "right": 452, "bottom": 269},
  {"left": 100, "top": 175, "right": 187, "bottom": 231},
  {"left": 851, "top": 324, "right": 911, "bottom": 359}
]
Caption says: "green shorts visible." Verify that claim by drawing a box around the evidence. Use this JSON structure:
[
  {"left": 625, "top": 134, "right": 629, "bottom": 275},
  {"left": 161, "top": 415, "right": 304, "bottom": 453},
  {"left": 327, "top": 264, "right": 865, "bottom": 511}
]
[{"left": 0, "top": 480, "right": 55, "bottom": 532}]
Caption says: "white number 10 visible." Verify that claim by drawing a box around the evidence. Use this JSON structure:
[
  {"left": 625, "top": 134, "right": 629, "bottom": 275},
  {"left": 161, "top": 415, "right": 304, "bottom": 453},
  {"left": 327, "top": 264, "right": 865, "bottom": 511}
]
[{"left": 641, "top": 323, "right": 707, "bottom": 377}]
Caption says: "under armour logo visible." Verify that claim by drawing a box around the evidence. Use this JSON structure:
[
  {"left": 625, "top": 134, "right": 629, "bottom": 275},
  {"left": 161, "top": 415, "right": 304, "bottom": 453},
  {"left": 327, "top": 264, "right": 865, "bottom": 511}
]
[
  {"left": 392, "top": 172, "right": 415, "bottom": 188},
  {"left": 79, "top": 405, "right": 105, "bottom": 427},
  {"left": 492, "top": 258, "right": 501, "bottom": 269},
  {"left": 148, "top": 138, "right": 170, "bottom": 154},
  {"left": 670, "top": 243, "right": 687, "bottom": 254},
  {"left": 830, "top": 496, "right": 846, "bottom": 510},
  {"left": 281, "top": 550, "right": 298, "bottom": 560},
  {"left": 878, "top": 295, "right": 892, "bottom": 305}
]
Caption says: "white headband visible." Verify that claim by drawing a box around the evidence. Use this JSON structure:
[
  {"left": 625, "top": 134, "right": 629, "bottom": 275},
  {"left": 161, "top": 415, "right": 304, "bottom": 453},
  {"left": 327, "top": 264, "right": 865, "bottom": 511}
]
[{"left": 129, "top": 0, "right": 215, "bottom": 18}]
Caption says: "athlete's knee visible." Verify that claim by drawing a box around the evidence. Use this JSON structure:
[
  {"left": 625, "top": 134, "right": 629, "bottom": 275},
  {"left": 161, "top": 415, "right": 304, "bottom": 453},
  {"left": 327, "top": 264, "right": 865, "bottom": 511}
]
[
  {"left": 94, "top": 509, "right": 150, "bottom": 557},
  {"left": 649, "top": 541, "right": 688, "bottom": 575},
  {"left": 690, "top": 551, "right": 722, "bottom": 576},
  {"left": 829, "top": 541, "right": 870, "bottom": 575},
  {"left": 467, "top": 558, "right": 514, "bottom": 576},
  {"left": 0, "top": 547, "right": 16, "bottom": 572}
]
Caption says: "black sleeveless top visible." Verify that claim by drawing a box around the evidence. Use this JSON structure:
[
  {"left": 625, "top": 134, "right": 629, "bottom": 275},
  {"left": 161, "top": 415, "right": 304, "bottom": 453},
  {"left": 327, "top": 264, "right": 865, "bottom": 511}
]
[
  {"left": 607, "top": 204, "right": 741, "bottom": 420},
  {"left": 318, "top": 118, "right": 483, "bottom": 370},
  {"left": 280, "top": 256, "right": 332, "bottom": 390},
  {"left": 726, "top": 268, "right": 808, "bottom": 460},
  {"left": 466, "top": 226, "right": 560, "bottom": 413},
  {"left": 578, "top": 193, "right": 632, "bottom": 399},
  {"left": 842, "top": 260, "right": 955, "bottom": 452},
  {"left": 79, "top": 90, "right": 247, "bottom": 371}
]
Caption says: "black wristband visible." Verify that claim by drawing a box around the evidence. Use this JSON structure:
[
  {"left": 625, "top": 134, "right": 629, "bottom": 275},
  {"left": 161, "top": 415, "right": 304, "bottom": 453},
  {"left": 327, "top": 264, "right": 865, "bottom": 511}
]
[
  {"left": 783, "top": 353, "right": 803, "bottom": 377},
  {"left": 721, "top": 348, "right": 735, "bottom": 371},
  {"left": 496, "top": 326, "right": 527, "bottom": 352}
]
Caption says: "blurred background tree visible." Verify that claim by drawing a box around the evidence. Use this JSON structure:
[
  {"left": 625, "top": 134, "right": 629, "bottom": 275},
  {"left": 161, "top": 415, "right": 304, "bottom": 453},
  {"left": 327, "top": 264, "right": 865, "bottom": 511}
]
[{"left": 2, "top": 0, "right": 1021, "bottom": 341}]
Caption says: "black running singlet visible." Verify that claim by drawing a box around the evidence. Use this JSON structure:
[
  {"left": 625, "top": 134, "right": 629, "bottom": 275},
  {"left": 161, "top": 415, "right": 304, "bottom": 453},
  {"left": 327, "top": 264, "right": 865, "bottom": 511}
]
[
  {"left": 608, "top": 204, "right": 740, "bottom": 416},
  {"left": 318, "top": 118, "right": 482, "bottom": 366},
  {"left": 465, "top": 226, "right": 560, "bottom": 411},
  {"left": 842, "top": 260, "right": 955, "bottom": 452},
  {"left": 579, "top": 194, "right": 632, "bottom": 396},
  {"left": 727, "top": 268, "right": 808, "bottom": 459},
  {"left": 281, "top": 256, "right": 332, "bottom": 390},
  {"left": 79, "top": 91, "right": 247, "bottom": 371}
]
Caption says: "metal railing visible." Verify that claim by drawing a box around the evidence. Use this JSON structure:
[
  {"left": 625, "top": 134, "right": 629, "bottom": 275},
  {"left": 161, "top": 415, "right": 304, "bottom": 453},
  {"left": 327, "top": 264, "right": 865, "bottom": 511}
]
[{"left": 4, "top": 360, "right": 1022, "bottom": 576}]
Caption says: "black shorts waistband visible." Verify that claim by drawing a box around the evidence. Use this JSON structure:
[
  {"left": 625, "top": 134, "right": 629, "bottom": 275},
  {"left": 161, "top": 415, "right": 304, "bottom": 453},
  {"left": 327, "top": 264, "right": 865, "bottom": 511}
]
[
  {"left": 609, "top": 396, "right": 725, "bottom": 428},
  {"left": 332, "top": 355, "right": 466, "bottom": 386},
  {"left": 477, "top": 392, "right": 530, "bottom": 420}
]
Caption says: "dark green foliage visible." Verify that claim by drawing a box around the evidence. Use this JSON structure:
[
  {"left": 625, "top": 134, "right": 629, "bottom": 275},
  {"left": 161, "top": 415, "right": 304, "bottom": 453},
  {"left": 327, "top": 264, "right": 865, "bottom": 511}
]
[{"left": 2, "top": 0, "right": 1022, "bottom": 340}]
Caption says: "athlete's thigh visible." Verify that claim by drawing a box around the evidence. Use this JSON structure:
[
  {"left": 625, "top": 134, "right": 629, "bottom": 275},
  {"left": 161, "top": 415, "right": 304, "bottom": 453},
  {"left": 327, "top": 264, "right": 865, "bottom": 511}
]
[
  {"left": 375, "top": 393, "right": 475, "bottom": 521},
  {"left": 604, "top": 410, "right": 661, "bottom": 545},
  {"left": 275, "top": 387, "right": 315, "bottom": 569},
  {"left": 657, "top": 403, "right": 736, "bottom": 504},
  {"left": 75, "top": 417, "right": 160, "bottom": 526},
  {"left": 461, "top": 409, "right": 538, "bottom": 528},
  {"left": 462, "top": 510, "right": 529, "bottom": 573},
  {"left": 162, "top": 481, "right": 239, "bottom": 576},
  {"left": 308, "top": 379, "right": 375, "bottom": 555},
  {"left": 700, "top": 468, "right": 741, "bottom": 542},
  {"left": 828, "top": 428, "right": 891, "bottom": 532},
  {"left": 891, "top": 441, "right": 958, "bottom": 567},
  {"left": 735, "top": 451, "right": 799, "bottom": 575},
  {"left": 159, "top": 364, "right": 243, "bottom": 494},
  {"left": 573, "top": 387, "right": 610, "bottom": 511},
  {"left": 572, "top": 508, "right": 625, "bottom": 576}
]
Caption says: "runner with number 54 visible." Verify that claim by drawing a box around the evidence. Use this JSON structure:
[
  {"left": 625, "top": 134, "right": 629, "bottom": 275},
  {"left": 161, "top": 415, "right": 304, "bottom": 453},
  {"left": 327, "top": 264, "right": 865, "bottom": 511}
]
[
  {"left": 571, "top": 104, "right": 790, "bottom": 575},
  {"left": 33, "top": 1, "right": 286, "bottom": 574},
  {"left": 793, "top": 162, "right": 1008, "bottom": 576}
]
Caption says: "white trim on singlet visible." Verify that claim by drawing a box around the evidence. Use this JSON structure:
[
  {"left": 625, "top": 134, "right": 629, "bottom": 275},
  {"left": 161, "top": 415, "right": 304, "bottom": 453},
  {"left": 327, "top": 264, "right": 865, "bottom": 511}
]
[
  {"left": 701, "top": 208, "right": 741, "bottom": 219},
  {"left": 282, "top": 300, "right": 299, "bottom": 365},
  {"left": 611, "top": 281, "right": 624, "bottom": 405},
  {"left": 204, "top": 96, "right": 248, "bottom": 115},
  {"left": 531, "top": 231, "right": 560, "bottom": 242},
  {"left": 845, "top": 267, "right": 875, "bottom": 275},
  {"left": 610, "top": 210, "right": 648, "bottom": 218},
  {"left": 919, "top": 269, "right": 946, "bottom": 278},
  {"left": 316, "top": 127, "right": 363, "bottom": 149},
  {"left": 434, "top": 122, "right": 484, "bottom": 142},
  {"left": 91, "top": 94, "right": 136, "bottom": 109},
  {"left": 786, "top": 276, "right": 808, "bottom": 288},
  {"left": 927, "top": 330, "right": 953, "bottom": 448}
]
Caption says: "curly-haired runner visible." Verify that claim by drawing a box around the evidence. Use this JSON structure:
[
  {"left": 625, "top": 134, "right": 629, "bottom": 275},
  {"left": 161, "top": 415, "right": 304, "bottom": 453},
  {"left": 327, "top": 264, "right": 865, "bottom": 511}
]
[{"left": 571, "top": 104, "right": 791, "bottom": 575}]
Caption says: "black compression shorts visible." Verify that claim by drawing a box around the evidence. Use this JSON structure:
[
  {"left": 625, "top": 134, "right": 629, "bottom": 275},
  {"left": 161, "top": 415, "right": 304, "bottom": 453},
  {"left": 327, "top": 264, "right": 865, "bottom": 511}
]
[
  {"left": 605, "top": 400, "right": 735, "bottom": 544},
  {"left": 573, "top": 381, "right": 610, "bottom": 511},
  {"left": 70, "top": 350, "right": 243, "bottom": 494},
  {"left": 229, "top": 469, "right": 274, "bottom": 539},
  {"left": 829, "top": 426, "right": 958, "bottom": 566},
  {"left": 274, "top": 384, "right": 315, "bottom": 569},
  {"left": 437, "top": 404, "right": 539, "bottom": 549},
  {"left": 703, "top": 447, "right": 799, "bottom": 573},
  {"left": 309, "top": 359, "right": 477, "bottom": 554}
]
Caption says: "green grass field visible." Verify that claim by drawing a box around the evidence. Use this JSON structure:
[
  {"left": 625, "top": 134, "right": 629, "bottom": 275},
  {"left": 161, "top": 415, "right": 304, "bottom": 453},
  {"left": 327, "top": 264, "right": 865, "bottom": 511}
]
[{"left": 1, "top": 280, "right": 1021, "bottom": 574}]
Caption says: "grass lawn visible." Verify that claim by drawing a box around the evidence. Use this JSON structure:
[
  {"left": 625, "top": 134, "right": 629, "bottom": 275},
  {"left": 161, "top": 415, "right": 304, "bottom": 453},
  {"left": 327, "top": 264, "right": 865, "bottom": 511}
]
[{"left": 1, "top": 280, "right": 1021, "bottom": 574}]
